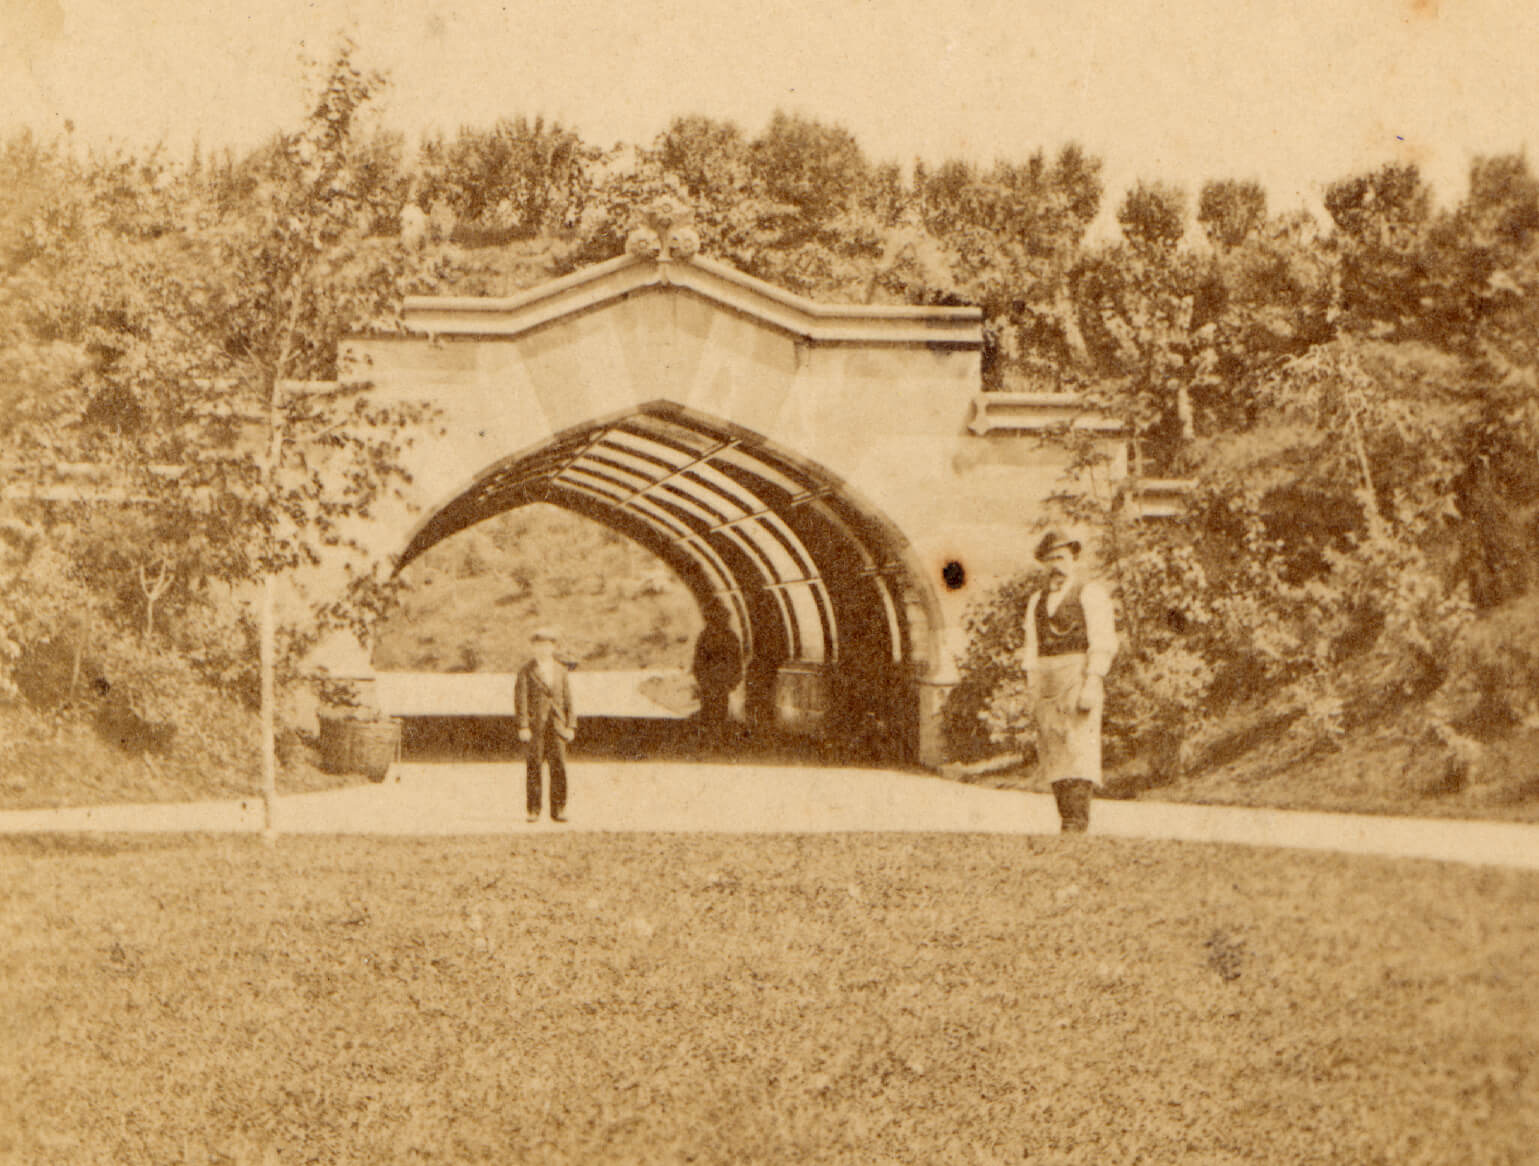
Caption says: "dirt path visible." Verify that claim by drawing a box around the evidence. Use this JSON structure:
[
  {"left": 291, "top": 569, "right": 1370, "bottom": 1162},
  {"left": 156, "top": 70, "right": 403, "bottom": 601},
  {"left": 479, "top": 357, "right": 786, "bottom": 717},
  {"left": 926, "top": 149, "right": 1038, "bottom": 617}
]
[{"left": 3, "top": 761, "right": 1536, "bottom": 869}]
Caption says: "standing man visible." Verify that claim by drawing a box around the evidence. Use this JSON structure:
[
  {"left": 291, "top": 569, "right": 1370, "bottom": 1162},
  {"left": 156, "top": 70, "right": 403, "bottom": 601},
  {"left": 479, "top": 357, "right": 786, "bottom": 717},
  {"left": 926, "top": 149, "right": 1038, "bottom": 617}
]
[
  {"left": 1020, "top": 529, "right": 1117, "bottom": 833},
  {"left": 515, "top": 628, "right": 575, "bottom": 823},
  {"left": 690, "top": 600, "right": 743, "bottom": 747}
]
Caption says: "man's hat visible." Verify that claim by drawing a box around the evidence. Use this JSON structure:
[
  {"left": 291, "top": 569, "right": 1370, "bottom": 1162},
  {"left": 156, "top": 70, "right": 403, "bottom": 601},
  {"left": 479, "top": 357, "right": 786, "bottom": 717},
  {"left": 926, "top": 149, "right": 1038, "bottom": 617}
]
[
  {"left": 1033, "top": 528, "right": 1082, "bottom": 562},
  {"left": 530, "top": 626, "right": 560, "bottom": 643}
]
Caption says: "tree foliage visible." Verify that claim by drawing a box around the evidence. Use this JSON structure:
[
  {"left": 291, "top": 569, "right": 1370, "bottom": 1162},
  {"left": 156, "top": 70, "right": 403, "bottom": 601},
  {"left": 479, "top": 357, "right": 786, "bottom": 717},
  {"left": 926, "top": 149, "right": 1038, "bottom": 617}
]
[
  {"left": 1117, "top": 180, "right": 1187, "bottom": 251},
  {"left": 951, "top": 153, "right": 1539, "bottom": 782},
  {"left": 418, "top": 116, "right": 596, "bottom": 243},
  {"left": 1197, "top": 179, "right": 1267, "bottom": 250},
  {"left": 0, "top": 41, "right": 437, "bottom": 789}
]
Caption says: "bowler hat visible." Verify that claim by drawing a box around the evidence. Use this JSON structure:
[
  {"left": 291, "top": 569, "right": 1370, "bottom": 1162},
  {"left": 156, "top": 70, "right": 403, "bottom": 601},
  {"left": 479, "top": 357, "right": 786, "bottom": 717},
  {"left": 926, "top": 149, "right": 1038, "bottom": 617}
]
[{"left": 1033, "top": 528, "right": 1082, "bottom": 561}]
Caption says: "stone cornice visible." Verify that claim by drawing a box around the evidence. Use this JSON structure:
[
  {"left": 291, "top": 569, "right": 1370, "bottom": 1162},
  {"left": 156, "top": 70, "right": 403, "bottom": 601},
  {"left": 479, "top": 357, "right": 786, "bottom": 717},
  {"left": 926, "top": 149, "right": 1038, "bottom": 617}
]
[
  {"left": 400, "top": 254, "right": 983, "bottom": 349},
  {"left": 966, "top": 392, "right": 1125, "bottom": 435}
]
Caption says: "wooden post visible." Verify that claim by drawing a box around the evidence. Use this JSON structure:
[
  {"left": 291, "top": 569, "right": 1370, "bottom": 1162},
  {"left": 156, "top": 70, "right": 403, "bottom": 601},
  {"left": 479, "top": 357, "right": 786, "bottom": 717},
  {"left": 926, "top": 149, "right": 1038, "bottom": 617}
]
[
  {"left": 259, "top": 347, "right": 292, "bottom": 841},
  {"left": 260, "top": 571, "right": 277, "bottom": 839}
]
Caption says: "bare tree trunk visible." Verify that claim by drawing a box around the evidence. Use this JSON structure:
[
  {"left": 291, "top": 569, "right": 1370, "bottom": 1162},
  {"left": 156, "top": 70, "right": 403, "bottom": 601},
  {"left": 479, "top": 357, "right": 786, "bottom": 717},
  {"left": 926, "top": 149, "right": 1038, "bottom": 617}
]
[
  {"left": 138, "top": 559, "right": 170, "bottom": 643},
  {"left": 1106, "top": 505, "right": 1143, "bottom": 656},
  {"left": 1176, "top": 383, "right": 1195, "bottom": 444},
  {"left": 260, "top": 571, "right": 277, "bottom": 838},
  {"left": 1340, "top": 380, "right": 1383, "bottom": 528},
  {"left": 70, "top": 610, "right": 89, "bottom": 698},
  {"left": 1053, "top": 284, "right": 1090, "bottom": 367},
  {"left": 258, "top": 280, "right": 304, "bottom": 840}
]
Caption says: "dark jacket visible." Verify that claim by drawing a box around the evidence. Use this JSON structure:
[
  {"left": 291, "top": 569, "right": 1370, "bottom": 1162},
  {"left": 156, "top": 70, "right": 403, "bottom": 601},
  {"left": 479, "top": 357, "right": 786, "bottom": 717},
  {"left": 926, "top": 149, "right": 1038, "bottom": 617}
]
[{"left": 515, "top": 659, "right": 575, "bottom": 738}]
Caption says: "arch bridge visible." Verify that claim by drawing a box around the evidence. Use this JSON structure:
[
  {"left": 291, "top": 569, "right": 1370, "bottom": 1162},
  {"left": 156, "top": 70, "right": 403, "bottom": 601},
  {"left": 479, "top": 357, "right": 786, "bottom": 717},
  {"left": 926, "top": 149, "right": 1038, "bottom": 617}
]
[{"left": 333, "top": 234, "right": 1138, "bottom": 766}]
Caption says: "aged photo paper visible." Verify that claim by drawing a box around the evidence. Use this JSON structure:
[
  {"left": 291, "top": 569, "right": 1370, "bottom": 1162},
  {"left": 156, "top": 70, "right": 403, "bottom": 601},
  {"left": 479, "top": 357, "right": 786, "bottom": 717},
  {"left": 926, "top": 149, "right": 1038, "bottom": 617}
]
[{"left": 2, "top": 0, "right": 1536, "bottom": 1161}]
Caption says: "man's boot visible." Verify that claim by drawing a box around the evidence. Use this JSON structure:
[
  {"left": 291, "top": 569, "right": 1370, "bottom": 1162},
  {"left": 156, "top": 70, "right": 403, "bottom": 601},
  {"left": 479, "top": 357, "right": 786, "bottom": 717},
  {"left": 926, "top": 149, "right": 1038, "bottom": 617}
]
[{"left": 1051, "top": 778, "right": 1092, "bottom": 834}]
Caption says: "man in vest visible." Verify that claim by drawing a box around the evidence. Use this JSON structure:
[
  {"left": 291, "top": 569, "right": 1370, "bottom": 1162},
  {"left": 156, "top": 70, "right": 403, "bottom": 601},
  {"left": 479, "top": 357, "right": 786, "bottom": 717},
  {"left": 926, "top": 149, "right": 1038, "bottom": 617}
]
[
  {"left": 1020, "top": 529, "right": 1118, "bottom": 833},
  {"left": 515, "top": 628, "right": 576, "bottom": 823}
]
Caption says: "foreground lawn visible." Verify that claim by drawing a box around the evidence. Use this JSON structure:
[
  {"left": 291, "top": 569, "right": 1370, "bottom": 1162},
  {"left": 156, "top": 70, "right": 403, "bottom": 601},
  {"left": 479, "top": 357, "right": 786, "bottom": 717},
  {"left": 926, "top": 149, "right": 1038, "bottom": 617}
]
[{"left": 1, "top": 834, "right": 1534, "bottom": 1165}]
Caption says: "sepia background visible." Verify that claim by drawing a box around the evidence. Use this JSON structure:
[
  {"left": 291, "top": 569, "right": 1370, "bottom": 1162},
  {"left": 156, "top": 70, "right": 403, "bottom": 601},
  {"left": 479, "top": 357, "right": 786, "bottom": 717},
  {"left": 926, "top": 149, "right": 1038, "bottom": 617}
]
[{"left": 1, "top": 1, "right": 1536, "bottom": 1162}]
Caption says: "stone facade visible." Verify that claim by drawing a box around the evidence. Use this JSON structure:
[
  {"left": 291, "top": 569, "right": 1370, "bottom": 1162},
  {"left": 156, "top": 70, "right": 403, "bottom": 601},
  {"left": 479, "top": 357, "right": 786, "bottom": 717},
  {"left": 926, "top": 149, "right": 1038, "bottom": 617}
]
[{"left": 317, "top": 248, "right": 1129, "bottom": 767}]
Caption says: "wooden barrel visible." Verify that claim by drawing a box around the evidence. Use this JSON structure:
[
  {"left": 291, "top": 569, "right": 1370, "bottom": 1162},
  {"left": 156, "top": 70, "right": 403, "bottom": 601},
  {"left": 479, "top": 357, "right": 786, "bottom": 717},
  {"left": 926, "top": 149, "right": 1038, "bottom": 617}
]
[
  {"left": 350, "top": 718, "right": 402, "bottom": 782},
  {"left": 318, "top": 715, "right": 402, "bottom": 781}
]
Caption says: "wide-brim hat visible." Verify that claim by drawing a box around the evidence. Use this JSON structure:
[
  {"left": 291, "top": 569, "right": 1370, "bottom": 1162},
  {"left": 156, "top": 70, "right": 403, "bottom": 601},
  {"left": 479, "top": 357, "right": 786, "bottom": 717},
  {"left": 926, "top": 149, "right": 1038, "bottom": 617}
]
[
  {"left": 1033, "top": 528, "right": 1082, "bottom": 562},
  {"left": 530, "top": 627, "right": 560, "bottom": 643}
]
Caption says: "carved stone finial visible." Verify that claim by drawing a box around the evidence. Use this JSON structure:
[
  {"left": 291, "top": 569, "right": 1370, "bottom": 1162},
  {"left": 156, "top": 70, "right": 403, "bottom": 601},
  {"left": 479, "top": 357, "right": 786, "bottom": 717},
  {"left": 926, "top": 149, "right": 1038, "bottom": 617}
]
[
  {"left": 626, "top": 228, "right": 663, "bottom": 259},
  {"left": 624, "top": 196, "right": 701, "bottom": 262},
  {"left": 667, "top": 226, "right": 700, "bottom": 260},
  {"left": 643, "top": 195, "right": 688, "bottom": 232}
]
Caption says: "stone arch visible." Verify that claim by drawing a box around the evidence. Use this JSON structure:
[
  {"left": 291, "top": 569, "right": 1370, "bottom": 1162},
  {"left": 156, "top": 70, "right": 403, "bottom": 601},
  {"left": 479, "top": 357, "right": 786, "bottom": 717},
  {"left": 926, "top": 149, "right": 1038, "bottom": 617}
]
[{"left": 390, "top": 399, "right": 944, "bottom": 763}]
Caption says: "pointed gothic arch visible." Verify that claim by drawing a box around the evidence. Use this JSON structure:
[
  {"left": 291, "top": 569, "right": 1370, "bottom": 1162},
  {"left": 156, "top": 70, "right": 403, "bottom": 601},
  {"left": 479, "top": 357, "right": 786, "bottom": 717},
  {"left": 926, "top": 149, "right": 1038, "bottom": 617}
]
[{"left": 391, "top": 399, "right": 942, "bottom": 761}]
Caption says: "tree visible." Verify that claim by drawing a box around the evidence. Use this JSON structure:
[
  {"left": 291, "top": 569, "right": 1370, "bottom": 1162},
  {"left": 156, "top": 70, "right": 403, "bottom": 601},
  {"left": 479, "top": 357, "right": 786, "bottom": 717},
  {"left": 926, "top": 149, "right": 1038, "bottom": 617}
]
[
  {"left": 0, "top": 43, "right": 434, "bottom": 826},
  {"left": 1323, "top": 162, "right": 1437, "bottom": 341},
  {"left": 1117, "top": 180, "right": 1186, "bottom": 251},
  {"left": 575, "top": 111, "right": 895, "bottom": 304},
  {"left": 1441, "top": 156, "right": 1539, "bottom": 606},
  {"left": 914, "top": 145, "right": 1104, "bottom": 385},
  {"left": 200, "top": 43, "right": 435, "bottom": 826},
  {"left": 0, "top": 132, "right": 110, "bottom": 703},
  {"left": 654, "top": 115, "right": 751, "bottom": 206},
  {"left": 1323, "top": 162, "right": 1431, "bottom": 244},
  {"left": 1417, "top": 153, "right": 1539, "bottom": 352},
  {"left": 417, "top": 116, "right": 597, "bottom": 242},
  {"left": 1072, "top": 238, "right": 1207, "bottom": 464},
  {"left": 747, "top": 111, "right": 869, "bottom": 225},
  {"left": 1197, "top": 178, "right": 1267, "bottom": 250}
]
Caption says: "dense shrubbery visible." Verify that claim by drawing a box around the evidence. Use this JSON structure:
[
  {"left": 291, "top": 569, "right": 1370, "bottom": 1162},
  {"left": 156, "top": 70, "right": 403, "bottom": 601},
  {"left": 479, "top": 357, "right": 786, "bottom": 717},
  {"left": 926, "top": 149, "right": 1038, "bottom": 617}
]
[
  {"left": 0, "top": 44, "right": 437, "bottom": 797},
  {"left": 938, "top": 152, "right": 1539, "bottom": 790}
]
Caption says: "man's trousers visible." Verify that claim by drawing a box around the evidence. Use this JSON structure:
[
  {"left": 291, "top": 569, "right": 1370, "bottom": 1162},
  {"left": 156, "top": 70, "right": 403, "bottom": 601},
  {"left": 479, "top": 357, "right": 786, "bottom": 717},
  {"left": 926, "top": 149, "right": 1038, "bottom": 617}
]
[
  {"left": 1052, "top": 778, "right": 1093, "bottom": 833},
  {"left": 526, "top": 726, "right": 568, "bottom": 817}
]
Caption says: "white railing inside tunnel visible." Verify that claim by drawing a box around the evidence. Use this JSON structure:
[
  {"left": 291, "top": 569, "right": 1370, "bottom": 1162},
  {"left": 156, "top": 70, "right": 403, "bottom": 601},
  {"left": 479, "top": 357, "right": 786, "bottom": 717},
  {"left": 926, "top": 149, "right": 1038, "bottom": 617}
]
[{"left": 374, "top": 670, "right": 697, "bottom": 721}]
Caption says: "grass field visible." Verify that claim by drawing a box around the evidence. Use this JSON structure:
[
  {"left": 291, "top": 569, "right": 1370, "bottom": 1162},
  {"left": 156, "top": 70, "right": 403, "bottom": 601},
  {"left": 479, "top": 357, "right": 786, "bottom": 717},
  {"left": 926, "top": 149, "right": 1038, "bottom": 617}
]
[{"left": 2, "top": 833, "right": 1535, "bottom": 1164}]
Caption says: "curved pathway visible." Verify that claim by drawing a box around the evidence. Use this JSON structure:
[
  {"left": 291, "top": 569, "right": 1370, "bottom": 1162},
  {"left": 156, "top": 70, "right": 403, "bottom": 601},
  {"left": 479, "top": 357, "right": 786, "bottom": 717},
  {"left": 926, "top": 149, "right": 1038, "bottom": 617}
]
[{"left": 1, "top": 761, "right": 1536, "bottom": 870}]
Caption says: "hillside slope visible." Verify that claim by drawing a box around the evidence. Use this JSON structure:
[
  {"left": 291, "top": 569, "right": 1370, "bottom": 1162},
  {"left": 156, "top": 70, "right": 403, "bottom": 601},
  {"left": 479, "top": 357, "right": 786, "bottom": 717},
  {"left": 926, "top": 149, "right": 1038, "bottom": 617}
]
[{"left": 373, "top": 504, "right": 702, "bottom": 673}]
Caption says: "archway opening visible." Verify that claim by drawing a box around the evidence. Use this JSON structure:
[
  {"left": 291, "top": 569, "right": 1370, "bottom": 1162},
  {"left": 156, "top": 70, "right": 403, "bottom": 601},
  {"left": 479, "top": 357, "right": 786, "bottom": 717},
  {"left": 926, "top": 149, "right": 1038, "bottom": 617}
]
[
  {"left": 372, "top": 503, "right": 725, "bottom": 759},
  {"left": 375, "top": 504, "right": 702, "bottom": 676},
  {"left": 379, "top": 402, "right": 939, "bottom": 766}
]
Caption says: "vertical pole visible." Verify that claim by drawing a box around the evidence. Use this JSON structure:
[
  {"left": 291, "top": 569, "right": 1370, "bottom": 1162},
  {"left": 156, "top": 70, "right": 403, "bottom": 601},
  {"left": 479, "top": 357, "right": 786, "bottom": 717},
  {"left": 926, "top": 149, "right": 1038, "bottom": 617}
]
[
  {"left": 260, "top": 571, "right": 277, "bottom": 839},
  {"left": 260, "top": 366, "right": 288, "bottom": 841}
]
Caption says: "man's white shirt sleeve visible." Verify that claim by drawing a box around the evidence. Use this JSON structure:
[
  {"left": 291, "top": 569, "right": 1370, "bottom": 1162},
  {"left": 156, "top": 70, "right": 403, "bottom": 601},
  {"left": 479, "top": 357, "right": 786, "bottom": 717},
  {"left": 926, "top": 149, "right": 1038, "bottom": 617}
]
[
  {"left": 1082, "top": 580, "right": 1117, "bottom": 679},
  {"left": 1020, "top": 591, "right": 1041, "bottom": 674}
]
